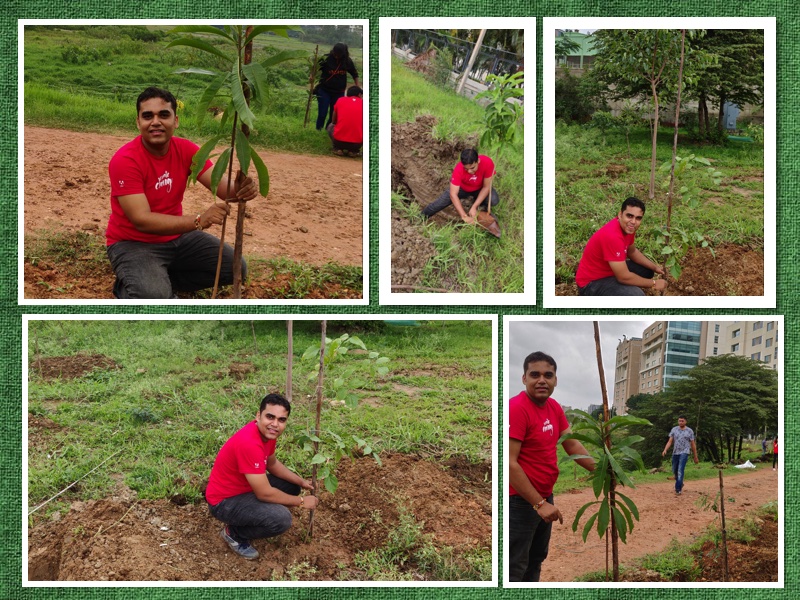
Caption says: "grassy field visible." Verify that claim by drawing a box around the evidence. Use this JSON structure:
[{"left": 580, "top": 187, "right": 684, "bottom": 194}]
[
  {"left": 391, "top": 57, "right": 525, "bottom": 294},
  {"left": 555, "top": 123, "right": 764, "bottom": 284},
  {"left": 23, "top": 25, "right": 363, "bottom": 155},
  {"left": 27, "top": 319, "right": 492, "bottom": 509}
]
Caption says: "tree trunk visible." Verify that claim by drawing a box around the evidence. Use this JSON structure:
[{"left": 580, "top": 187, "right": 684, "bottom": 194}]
[
  {"left": 664, "top": 30, "right": 686, "bottom": 284},
  {"left": 286, "top": 320, "right": 293, "bottom": 402},
  {"left": 719, "top": 471, "right": 729, "bottom": 581},
  {"left": 649, "top": 81, "right": 659, "bottom": 200},
  {"left": 308, "top": 320, "right": 327, "bottom": 538},
  {"left": 717, "top": 91, "right": 727, "bottom": 135}
]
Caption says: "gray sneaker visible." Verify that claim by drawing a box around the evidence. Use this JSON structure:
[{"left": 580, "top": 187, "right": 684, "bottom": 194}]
[{"left": 220, "top": 526, "right": 259, "bottom": 560}]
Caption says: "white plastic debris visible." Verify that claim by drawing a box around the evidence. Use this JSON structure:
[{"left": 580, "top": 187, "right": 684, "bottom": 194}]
[{"left": 734, "top": 460, "right": 756, "bottom": 469}]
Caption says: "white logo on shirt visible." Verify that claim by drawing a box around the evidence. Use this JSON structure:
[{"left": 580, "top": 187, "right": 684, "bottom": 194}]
[
  {"left": 542, "top": 418, "right": 554, "bottom": 436},
  {"left": 254, "top": 461, "right": 260, "bottom": 468},
  {"left": 119, "top": 180, "right": 125, "bottom": 187},
  {"left": 155, "top": 171, "right": 172, "bottom": 193}
]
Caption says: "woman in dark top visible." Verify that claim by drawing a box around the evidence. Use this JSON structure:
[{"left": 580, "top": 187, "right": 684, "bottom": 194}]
[{"left": 316, "top": 43, "right": 360, "bottom": 131}]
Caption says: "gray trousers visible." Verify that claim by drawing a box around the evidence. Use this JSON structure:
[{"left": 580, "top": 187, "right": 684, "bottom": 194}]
[
  {"left": 208, "top": 474, "right": 300, "bottom": 541},
  {"left": 578, "top": 260, "right": 655, "bottom": 296},
  {"left": 422, "top": 187, "right": 499, "bottom": 218},
  {"left": 107, "top": 230, "right": 245, "bottom": 299}
]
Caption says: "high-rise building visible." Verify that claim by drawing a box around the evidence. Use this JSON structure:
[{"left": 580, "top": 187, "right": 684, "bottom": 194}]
[
  {"left": 638, "top": 321, "right": 702, "bottom": 395},
  {"left": 700, "top": 320, "right": 779, "bottom": 370},
  {"left": 613, "top": 335, "right": 642, "bottom": 415}
]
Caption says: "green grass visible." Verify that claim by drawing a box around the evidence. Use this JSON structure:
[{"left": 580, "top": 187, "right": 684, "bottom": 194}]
[
  {"left": 391, "top": 57, "right": 525, "bottom": 294},
  {"left": 555, "top": 122, "right": 764, "bottom": 285},
  {"left": 27, "top": 319, "right": 491, "bottom": 514},
  {"left": 23, "top": 25, "right": 362, "bottom": 155}
]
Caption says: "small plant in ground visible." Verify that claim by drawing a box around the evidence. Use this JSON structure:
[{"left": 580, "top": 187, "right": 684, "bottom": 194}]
[
  {"left": 587, "top": 110, "right": 616, "bottom": 145},
  {"left": 474, "top": 71, "right": 524, "bottom": 153},
  {"left": 640, "top": 538, "right": 701, "bottom": 581}
]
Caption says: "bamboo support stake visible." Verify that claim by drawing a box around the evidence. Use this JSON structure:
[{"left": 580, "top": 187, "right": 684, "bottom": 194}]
[{"left": 308, "top": 320, "right": 326, "bottom": 537}]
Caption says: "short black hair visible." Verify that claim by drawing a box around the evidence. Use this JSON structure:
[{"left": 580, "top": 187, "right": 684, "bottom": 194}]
[
  {"left": 259, "top": 393, "right": 291, "bottom": 416},
  {"left": 523, "top": 351, "right": 557, "bottom": 373},
  {"left": 137, "top": 87, "right": 177, "bottom": 114},
  {"left": 331, "top": 43, "right": 349, "bottom": 59},
  {"left": 460, "top": 148, "right": 479, "bottom": 165},
  {"left": 678, "top": 415, "right": 687, "bottom": 421},
  {"left": 347, "top": 86, "right": 363, "bottom": 97},
  {"left": 620, "top": 197, "right": 646, "bottom": 214}
]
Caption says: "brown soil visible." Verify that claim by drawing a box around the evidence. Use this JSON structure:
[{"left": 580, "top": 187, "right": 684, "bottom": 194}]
[
  {"left": 34, "top": 353, "right": 120, "bottom": 380},
  {"left": 23, "top": 127, "right": 363, "bottom": 299},
  {"left": 555, "top": 243, "right": 764, "bottom": 296},
  {"left": 541, "top": 466, "right": 778, "bottom": 582},
  {"left": 28, "top": 454, "right": 491, "bottom": 582}
]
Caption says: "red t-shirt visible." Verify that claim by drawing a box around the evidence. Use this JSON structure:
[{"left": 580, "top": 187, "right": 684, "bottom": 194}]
[
  {"left": 106, "top": 136, "right": 212, "bottom": 246},
  {"left": 205, "top": 421, "right": 277, "bottom": 505},
  {"left": 575, "top": 217, "right": 635, "bottom": 288},
  {"left": 509, "top": 391, "right": 569, "bottom": 498},
  {"left": 333, "top": 96, "right": 363, "bottom": 144},
  {"left": 450, "top": 155, "right": 495, "bottom": 193}
]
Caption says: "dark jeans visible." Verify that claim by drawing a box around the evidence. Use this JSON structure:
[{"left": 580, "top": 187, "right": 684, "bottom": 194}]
[
  {"left": 106, "top": 230, "right": 245, "bottom": 299},
  {"left": 422, "top": 187, "right": 500, "bottom": 218},
  {"left": 326, "top": 123, "right": 362, "bottom": 153},
  {"left": 578, "top": 260, "right": 655, "bottom": 296},
  {"left": 672, "top": 453, "right": 690, "bottom": 493},
  {"left": 316, "top": 88, "right": 344, "bottom": 131},
  {"left": 208, "top": 474, "right": 300, "bottom": 541},
  {"left": 509, "top": 494, "right": 554, "bottom": 582},
  {"left": 773, "top": 452, "right": 778, "bottom": 468}
]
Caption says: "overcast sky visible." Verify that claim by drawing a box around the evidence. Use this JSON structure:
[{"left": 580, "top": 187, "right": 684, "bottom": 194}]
[{"left": 507, "top": 320, "right": 651, "bottom": 411}]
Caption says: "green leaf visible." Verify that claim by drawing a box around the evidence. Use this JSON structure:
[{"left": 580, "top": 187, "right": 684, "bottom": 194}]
[
  {"left": 604, "top": 447, "right": 636, "bottom": 488},
  {"left": 317, "top": 465, "right": 330, "bottom": 480},
  {"left": 259, "top": 48, "right": 310, "bottom": 68},
  {"left": 230, "top": 59, "right": 256, "bottom": 130},
  {"left": 612, "top": 506, "right": 628, "bottom": 543},
  {"left": 582, "top": 512, "right": 599, "bottom": 542},
  {"left": 372, "top": 453, "right": 382, "bottom": 467},
  {"left": 571, "top": 500, "right": 600, "bottom": 532},
  {"left": 250, "top": 149, "right": 271, "bottom": 197},
  {"left": 352, "top": 436, "right": 366, "bottom": 447},
  {"left": 241, "top": 62, "right": 270, "bottom": 106},
  {"left": 369, "top": 352, "right": 379, "bottom": 359},
  {"left": 195, "top": 74, "right": 229, "bottom": 122},
  {"left": 190, "top": 134, "right": 223, "bottom": 184},
  {"left": 345, "top": 394, "right": 359, "bottom": 409},
  {"left": 694, "top": 156, "right": 712, "bottom": 165},
  {"left": 234, "top": 127, "right": 251, "bottom": 176},
  {"left": 670, "top": 263, "right": 682, "bottom": 280},
  {"left": 209, "top": 147, "right": 231, "bottom": 198},
  {"left": 324, "top": 474, "right": 338, "bottom": 494},
  {"left": 597, "top": 498, "right": 610, "bottom": 538},
  {"left": 166, "top": 37, "right": 233, "bottom": 63},
  {"left": 310, "top": 453, "right": 326, "bottom": 465},
  {"left": 173, "top": 67, "right": 218, "bottom": 76},
  {"left": 374, "top": 357, "right": 390, "bottom": 365},
  {"left": 615, "top": 492, "right": 640, "bottom": 521},
  {"left": 592, "top": 455, "right": 608, "bottom": 498},
  {"left": 245, "top": 25, "right": 302, "bottom": 46},
  {"left": 363, "top": 446, "right": 372, "bottom": 455},
  {"left": 168, "top": 25, "right": 235, "bottom": 41},
  {"left": 661, "top": 246, "right": 674, "bottom": 255},
  {"left": 376, "top": 367, "right": 389, "bottom": 376},
  {"left": 348, "top": 336, "right": 367, "bottom": 350},
  {"left": 307, "top": 434, "right": 322, "bottom": 443},
  {"left": 615, "top": 435, "right": 645, "bottom": 448},
  {"left": 615, "top": 499, "right": 635, "bottom": 532}
]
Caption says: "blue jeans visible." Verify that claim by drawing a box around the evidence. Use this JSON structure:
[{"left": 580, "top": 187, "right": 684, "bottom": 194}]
[
  {"left": 578, "top": 260, "right": 655, "bottom": 296},
  {"left": 316, "top": 88, "right": 344, "bottom": 130},
  {"left": 508, "top": 494, "right": 553, "bottom": 582},
  {"left": 672, "top": 453, "right": 690, "bottom": 493},
  {"left": 107, "top": 230, "right": 245, "bottom": 299},
  {"left": 208, "top": 474, "right": 300, "bottom": 541},
  {"left": 422, "top": 187, "right": 500, "bottom": 218}
]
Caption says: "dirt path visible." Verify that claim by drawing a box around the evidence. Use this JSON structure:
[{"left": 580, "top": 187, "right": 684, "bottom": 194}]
[
  {"left": 540, "top": 465, "right": 778, "bottom": 582},
  {"left": 23, "top": 127, "right": 363, "bottom": 268}
]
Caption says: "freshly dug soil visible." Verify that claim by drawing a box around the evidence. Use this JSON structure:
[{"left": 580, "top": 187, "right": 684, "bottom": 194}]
[{"left": 28, "top": 454, "right": 491, "bottom": 582}]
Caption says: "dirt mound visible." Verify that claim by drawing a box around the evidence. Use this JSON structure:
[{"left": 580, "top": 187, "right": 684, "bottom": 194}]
[
  {"left": 390, "top": 209, "right": 436, "bottom": 289},
  {"left": 33, "top": 353, "right": 119, "bottom": 380},
  {"left": 28, "top": 454, "right": 491, "bottom": 582}
]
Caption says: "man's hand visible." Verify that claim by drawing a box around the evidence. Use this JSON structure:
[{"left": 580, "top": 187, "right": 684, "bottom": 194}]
[
  {"left": 693, "top": 455, "right": 699, "bottom": 464},
  {"left": 653, "top": 265, "right": 666, "bottom": 276},
  {"left": 234, "top": 175, "right": 258, "bottom": 202},
  {"left": 199, "top": 199, "right": 230, "bottom": 229},
  {"left": 662, "top": 449, "right": 668, "bottom": 457},
  {"left": 462, "top": 215, "right": 474, "bottom": 225},
  {"left": 300, "top": 495, "right": 319, "bottom": 510},
  {"left": 300, "top": 479, "right": 315, "bottom": 492},
  {"left": 536, "top": 502, "right": 563, "bottom": 525},
  {"left": 653, "top": 279, "right": 668, "bottom": 292}
]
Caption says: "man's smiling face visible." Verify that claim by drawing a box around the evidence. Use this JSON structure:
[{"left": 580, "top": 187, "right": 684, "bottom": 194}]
[
  {"left": 255, "top": 404, "right": 289, "bottom": 442},
  {"left": 617, "top": 206, "right": 644, "bottom": 235},
  {"left": 523, "top": 360, "right": 557, "bottom": 405},
  {"left": 136, "top": 97, "right": 178, "bottom": 155}
]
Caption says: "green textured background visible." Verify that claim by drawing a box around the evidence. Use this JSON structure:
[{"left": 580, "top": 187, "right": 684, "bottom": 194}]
[{"left": 3, "top": 0, "right": 796, "bottom": 597}]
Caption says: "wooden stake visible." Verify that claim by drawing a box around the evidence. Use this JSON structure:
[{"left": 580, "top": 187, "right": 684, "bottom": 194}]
[{"left": 308, "top": 320, "right": 326, "bottom": 537}]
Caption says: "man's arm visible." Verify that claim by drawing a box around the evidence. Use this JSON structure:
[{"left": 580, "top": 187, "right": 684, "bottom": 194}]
[
  {"left": 266, "top": 454, "right": 314, "bottom": 492},
  {"left": 448, "top": 183, "right": 472, "bottom": 223},
  {"left": 561, "top": 430, "right": 595, "bottom": 472},
  {"left": 609, "top": 258, "right": 667, "bottom": 291},
  {"left": 662, "top": 435, "right": 674, "bottom": 457},
  {"left": 468, "top": 175, "right": 494, "bottom": 217},
  {"left": 244, "top": 472, "right": 318, "bottom": 509},
  {"left": 628, "top": 245, "right": 665, "bottom": 276},
  {"left": 508, "top": 438, "right": 562, "bottom": 524},
  {"left": 690, "top": 439, "right": 699, "bottom": 463},
  {"left": 197, "top": 168, "right": 258, "bottom": 203},
  {"left": 117, "top": 193, "right": 229, "bottom": 236}
]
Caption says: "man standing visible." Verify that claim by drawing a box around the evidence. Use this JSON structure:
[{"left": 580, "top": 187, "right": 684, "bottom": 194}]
[
  {"left": 423, "top": 148, "right": 499, "bottom": 223},
  {"left": 575, "top": 197, "right": 667, "bottom": 296},
  {"left": 205, "top": 394, "right": 318, "bottom": 560},
  {"left": 327, "top": 86, "right": 363, "bottom": 156},
  {"left": 106, "top": 87, "right": 258, "bottom": 299},
  {"left": 661, "top": 416, "right": 699, "bottom": 495},
  {"left": 508, "top": 351, "right": 595, "bottom": 582}
]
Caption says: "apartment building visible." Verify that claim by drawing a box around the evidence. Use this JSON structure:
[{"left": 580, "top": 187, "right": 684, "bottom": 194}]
[
  {"left": 613, "top": 336, "right": 642, "bottom": 416},
  {"left": 700, "top": 320, "right": 779, "bottom": 370}
]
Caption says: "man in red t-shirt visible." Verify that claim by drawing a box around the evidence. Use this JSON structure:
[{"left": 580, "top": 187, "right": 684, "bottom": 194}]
[
  {"left": 106, "top": 87, "right": 258, "bottom": 299},
  {"left": 422, "top": 148, "right": 499, "bottom": 223},
  {"left": 574, "top": 197, "right": 667, "bottom": 296},
  {"left": 327, "top": 86, "right": 363, "bottom": 156},
  {"left": 206, "top": 394, "right": 318, "bottom": 560},
  {"left": 509, "top": 351, "right": 594, "bottom": 582}
]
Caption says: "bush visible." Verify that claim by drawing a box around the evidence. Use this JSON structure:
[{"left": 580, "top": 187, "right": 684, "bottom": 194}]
[
  {"left": 555, "top": 66, "right": 605, "bottom": 124},
  {"left": 427, "top": 45, "right": 455, "bottom": 89}
]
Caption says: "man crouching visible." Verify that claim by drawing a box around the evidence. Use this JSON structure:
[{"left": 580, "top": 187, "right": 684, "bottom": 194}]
[{"left": 205, "top": 394, "right": 318, "bottom": 559}]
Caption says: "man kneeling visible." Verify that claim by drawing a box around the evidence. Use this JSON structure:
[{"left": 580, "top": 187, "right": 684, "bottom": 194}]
[
  {"left": 205, "top": 394, "right": 318, "bottom": 559},
  {"left": 575, "top": 197, "right": 667, "bottom": 296}
]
